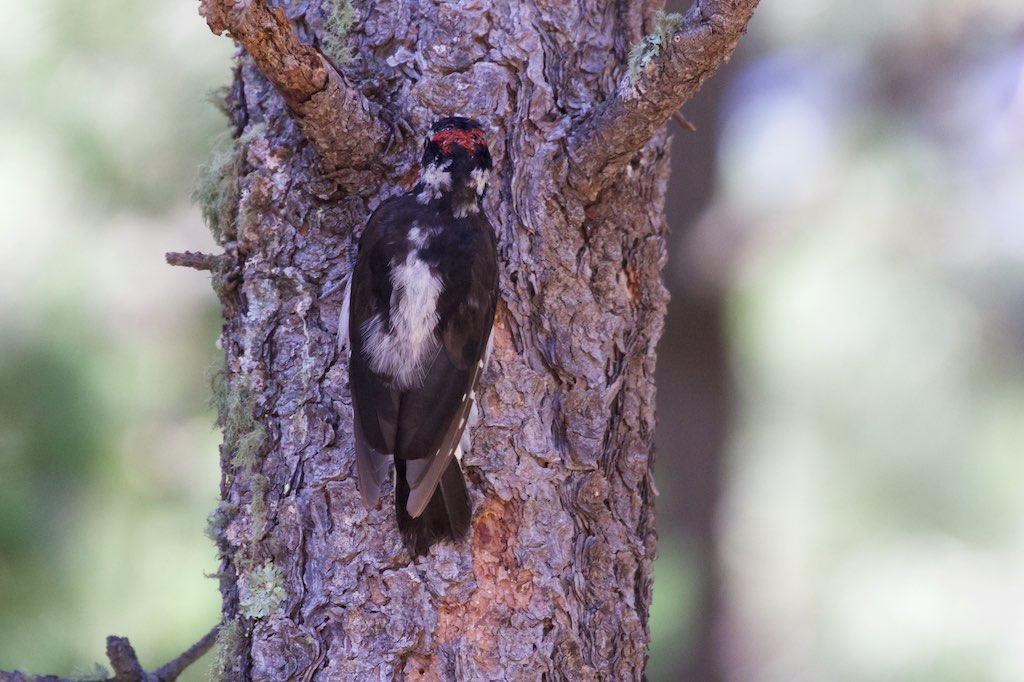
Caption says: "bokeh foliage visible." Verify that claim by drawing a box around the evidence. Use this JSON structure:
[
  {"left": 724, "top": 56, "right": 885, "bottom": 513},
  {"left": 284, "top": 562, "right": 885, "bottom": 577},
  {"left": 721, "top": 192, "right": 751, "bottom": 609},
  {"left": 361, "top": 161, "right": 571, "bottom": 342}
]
[
  {"left": 652, "top": 0, "right": 1024, "bottom": 679},
  {"left": 0, "top": 1, "right": 229, "bottom": 678}
]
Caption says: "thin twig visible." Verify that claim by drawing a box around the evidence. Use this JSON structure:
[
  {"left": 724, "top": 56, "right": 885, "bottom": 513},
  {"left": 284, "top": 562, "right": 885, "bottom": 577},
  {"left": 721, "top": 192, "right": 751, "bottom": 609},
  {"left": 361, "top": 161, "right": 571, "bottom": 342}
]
[
  {"left": 671, "top": 110, "right": 697, "bottom": 132},
  {"left": 0, "top": 625, "right": 220, "bottom": 682},
  {"left": 153, "top": 624, "right": 220, "bottom": 681}
]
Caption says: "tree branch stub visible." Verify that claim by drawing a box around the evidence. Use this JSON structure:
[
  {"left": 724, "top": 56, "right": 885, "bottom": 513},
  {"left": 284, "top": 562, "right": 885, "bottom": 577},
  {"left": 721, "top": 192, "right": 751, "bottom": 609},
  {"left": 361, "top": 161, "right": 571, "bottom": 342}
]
[
  {"left": 198, "top": 0, "right": 386, "bottom": 172},
  {"left": 567, "top": 0, "right": 760, "bottom": 198},
  {"left": 166, "top": 250, "right": 223, "bottom": 271}
]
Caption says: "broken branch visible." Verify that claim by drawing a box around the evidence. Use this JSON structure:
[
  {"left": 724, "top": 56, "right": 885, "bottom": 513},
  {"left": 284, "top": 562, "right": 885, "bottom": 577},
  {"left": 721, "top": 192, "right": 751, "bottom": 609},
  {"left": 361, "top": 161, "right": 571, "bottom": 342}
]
[
  {"left": 166, "top": 250, "right": 222, "bottom": 271},
  {"left": 567, "top": 0, "right": 760, "bottom": 198},
  {"left": 198, "top": 0, "right": 387, "bottom": 171}
]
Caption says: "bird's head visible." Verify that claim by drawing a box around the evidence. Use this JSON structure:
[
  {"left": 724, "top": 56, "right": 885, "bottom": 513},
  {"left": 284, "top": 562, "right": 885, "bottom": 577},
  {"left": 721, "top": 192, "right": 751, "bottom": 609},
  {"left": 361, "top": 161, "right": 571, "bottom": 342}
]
[{"left": 416, "top": 117, "right": 492, "bottom": 212}]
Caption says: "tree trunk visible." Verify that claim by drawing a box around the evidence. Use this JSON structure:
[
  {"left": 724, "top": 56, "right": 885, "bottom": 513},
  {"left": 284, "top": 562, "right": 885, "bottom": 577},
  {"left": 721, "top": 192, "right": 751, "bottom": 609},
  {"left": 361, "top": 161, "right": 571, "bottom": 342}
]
[{"left": 191, "top": 1, "right": 758, "bottom": 679}]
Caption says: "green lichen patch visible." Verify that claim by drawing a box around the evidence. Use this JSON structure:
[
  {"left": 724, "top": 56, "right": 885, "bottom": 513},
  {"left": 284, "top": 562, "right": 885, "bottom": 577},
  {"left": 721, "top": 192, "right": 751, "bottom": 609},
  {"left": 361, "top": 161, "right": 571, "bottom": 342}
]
[
  {"left": 239, "top": 561, "right": 287, "bottom": 619},
  {"left": 192, "top": 122, "right": 267, "bottom": 245},
  {"left": 322, "top": 0, "right": 356, "bottom": 65},
  {"left": 216, "top": 374, "right": 266, "bottom": 473},
  {"left": 205, "top": 85, "right": 233, "bottom": 121},
  {"left": 209, "top": 364, "right": 229, "bottom": 420},
  {"left": 211, "top": 367, "right": 271, "bottom": 551},
  {"left": 211, "top": 619, "right": 244, "bottom": 681},
  {"left": 627, "top": 11, "right": 685, "bottom": 83},
  {"left": 192, "top": 135, "right": 241, "bottom": 245},
  {"left": 233, "top": 420, "right": 268, "bottom": 471},
  {"left": 249, "top": 473, "right": 270, "bottom": 541},
  {"left": 205, "top": 500, "right": 239, "bottom": 546}
]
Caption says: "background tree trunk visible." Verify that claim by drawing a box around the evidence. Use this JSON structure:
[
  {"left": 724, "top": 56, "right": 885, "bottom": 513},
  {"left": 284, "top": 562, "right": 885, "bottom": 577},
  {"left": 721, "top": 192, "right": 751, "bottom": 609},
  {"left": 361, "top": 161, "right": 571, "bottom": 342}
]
[{"left": 193, "top": 1, "right": 756, "bottom": 679}]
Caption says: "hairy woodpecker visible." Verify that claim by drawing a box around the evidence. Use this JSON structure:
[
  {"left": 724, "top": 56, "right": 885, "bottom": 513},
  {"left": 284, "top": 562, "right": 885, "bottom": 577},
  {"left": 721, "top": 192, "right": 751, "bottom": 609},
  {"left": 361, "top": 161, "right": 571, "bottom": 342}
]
[{"left": 339, "top": 117, "right": 498, "bottom": 556}]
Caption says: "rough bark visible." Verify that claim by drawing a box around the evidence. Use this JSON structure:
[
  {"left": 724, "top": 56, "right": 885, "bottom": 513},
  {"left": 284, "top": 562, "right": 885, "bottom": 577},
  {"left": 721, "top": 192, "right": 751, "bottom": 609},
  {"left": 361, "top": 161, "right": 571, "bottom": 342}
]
[{"left": 188, "top": 1, "right": 758, "bottom": 680}]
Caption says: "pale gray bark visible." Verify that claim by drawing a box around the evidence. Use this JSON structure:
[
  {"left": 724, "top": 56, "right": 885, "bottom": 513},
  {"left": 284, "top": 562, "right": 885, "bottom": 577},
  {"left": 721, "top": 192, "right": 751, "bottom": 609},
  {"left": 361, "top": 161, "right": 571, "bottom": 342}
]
[{"left": 190, "top": 1, "right": 759, "bottom": 680}]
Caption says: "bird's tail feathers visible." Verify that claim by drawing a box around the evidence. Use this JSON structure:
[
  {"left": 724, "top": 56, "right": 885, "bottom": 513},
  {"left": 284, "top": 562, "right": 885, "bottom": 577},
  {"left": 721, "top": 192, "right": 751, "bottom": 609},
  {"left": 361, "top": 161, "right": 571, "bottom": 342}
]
[{"left": 395, "top": 458, "right": 471, "bottom": 556}]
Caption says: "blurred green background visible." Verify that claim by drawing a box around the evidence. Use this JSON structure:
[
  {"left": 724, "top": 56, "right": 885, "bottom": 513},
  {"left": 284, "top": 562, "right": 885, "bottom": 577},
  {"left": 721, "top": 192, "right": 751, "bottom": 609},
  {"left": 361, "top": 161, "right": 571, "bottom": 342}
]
[
  {"left": 0, "top": 1, "right": 227, "bottom": 678},
  {"left": 651, "top": 0, "right": 1024, "bottom": 680},
  {"left": 1, "top": 1, "right": 1023, "bottom": 681}
]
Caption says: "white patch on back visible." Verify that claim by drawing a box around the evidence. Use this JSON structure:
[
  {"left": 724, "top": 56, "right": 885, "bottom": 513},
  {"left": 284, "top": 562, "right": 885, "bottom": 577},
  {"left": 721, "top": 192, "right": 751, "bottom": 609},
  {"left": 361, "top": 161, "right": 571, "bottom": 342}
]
[
  {"left": 453, "top": 201, "right": 479, "bottom": 218},
  {"left": 407, "top": 223, "right": 427, "bottom": 248},
  {"left": 417, "top": 160, "right": 452, "bottom": 203},
  {"left": 361, "top": 251, "right": 443, "bottom": 389}
]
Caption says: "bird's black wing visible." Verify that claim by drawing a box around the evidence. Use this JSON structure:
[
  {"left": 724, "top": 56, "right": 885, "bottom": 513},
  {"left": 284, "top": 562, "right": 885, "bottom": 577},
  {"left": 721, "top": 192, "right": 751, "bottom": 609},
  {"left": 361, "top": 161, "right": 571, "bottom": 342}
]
[
  {"left": 396, "top": 215, "right": 498, "bottom": 517},
  {"left": 348, "top": 198, "right": 409, "bottom": 508}
]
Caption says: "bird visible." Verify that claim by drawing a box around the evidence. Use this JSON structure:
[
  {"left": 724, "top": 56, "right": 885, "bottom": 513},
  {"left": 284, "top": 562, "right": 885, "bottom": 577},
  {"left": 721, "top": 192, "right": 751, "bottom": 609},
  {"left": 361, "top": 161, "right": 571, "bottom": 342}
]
[{"left": 339, "top": 117, "right": 498, "bottom": 556}]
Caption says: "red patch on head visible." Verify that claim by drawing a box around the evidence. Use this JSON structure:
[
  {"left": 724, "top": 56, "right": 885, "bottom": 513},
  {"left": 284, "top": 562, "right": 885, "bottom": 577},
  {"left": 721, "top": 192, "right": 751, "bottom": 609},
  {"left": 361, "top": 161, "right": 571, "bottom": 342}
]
[{"left": 432, "top": 128, "right": 486, "bottom": 155}]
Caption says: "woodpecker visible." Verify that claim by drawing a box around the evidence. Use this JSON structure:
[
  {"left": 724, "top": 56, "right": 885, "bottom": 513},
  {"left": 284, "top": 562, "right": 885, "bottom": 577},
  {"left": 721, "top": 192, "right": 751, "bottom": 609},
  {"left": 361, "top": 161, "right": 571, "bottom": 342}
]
[{"left": 339, "top": 117, "right": 498, "bottom": 556}]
